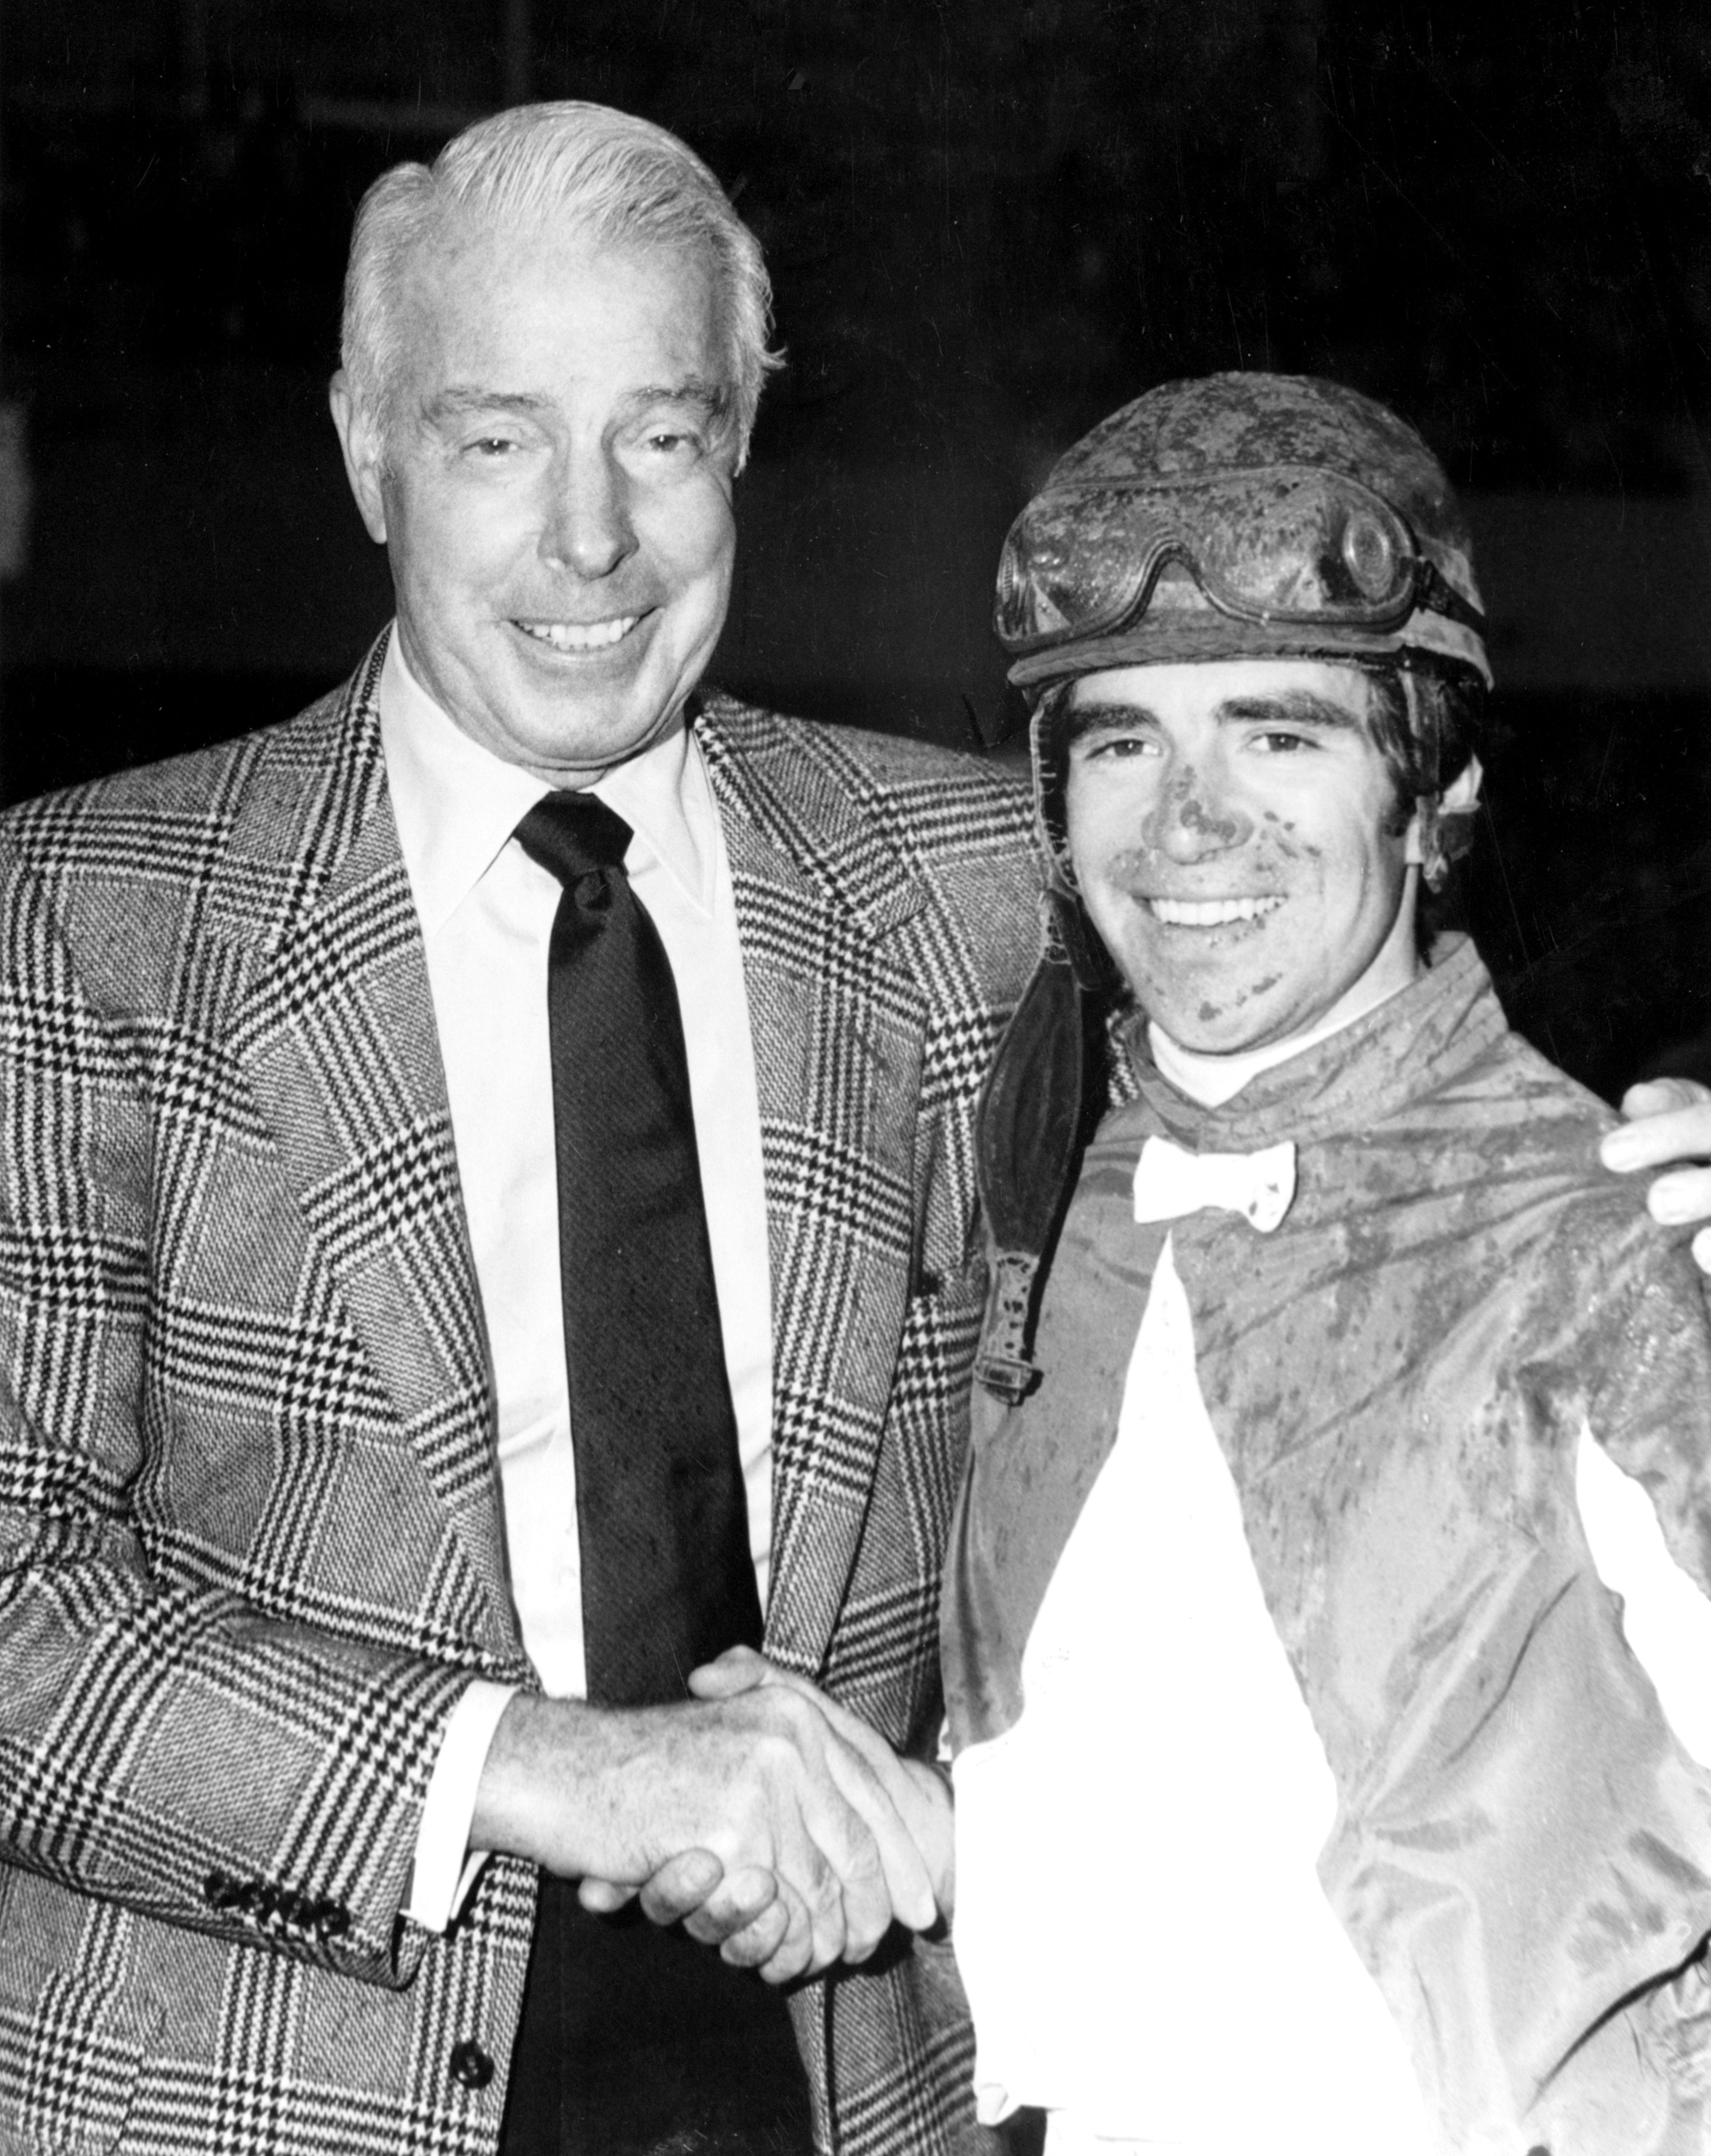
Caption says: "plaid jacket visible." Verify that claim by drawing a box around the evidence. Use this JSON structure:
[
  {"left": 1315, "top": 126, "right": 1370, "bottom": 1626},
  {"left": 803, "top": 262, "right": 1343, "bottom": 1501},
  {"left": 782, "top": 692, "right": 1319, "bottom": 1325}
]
[{"left": 0, "top": 641, "right": 1040, "bottom": 2156}]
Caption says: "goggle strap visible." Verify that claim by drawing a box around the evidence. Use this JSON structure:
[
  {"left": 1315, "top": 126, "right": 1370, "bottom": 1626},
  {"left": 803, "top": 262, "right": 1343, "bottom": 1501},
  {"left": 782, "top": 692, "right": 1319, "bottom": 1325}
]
[{"left": 1412, "top": 559, "right": 1487, "bottom": 636}]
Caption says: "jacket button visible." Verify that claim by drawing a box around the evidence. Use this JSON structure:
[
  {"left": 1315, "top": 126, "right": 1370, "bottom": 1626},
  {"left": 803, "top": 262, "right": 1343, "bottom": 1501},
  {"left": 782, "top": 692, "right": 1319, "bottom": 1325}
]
[
  {"left": 449, "top": 2040, "right": 495, "bottom": 2091},
  {"left": 310, "top": 1898, "right": 350, "bottom": 1942},
  {"left": 202, "top": 1869, "right": 242, "bottom": 1910}
]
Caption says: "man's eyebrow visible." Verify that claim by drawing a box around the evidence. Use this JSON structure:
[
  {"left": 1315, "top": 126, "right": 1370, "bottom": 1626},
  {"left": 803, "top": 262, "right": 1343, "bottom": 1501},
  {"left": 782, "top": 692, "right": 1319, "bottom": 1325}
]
[
  {"left": 1217, "top": 690, "right": 1364, "bottom": 731},
  {"left": 615, "top": 377, "right": 732, "bottom": 421},
  {"left": 421, "top": 388, "right": 554, "bottom": 423},
  {"left": 1064, "top": 700, "right": 1159, "bottom": 741}
]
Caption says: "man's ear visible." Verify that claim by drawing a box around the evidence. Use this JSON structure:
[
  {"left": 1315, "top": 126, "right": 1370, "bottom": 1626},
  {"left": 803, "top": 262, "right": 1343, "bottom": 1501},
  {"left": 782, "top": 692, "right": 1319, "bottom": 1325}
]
[
  {"left": 1404, "top": 752, "right": 1484, "bottom": 865},
  {"left": 328, "top": 371, "right": 389, "bottom": 545}
]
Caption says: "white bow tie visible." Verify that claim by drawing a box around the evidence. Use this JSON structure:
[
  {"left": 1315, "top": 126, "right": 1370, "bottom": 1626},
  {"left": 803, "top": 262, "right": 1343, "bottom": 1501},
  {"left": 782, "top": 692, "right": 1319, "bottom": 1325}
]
[{"left": 1132, "top": 1133, "right": 1298, "bottom": 1235}]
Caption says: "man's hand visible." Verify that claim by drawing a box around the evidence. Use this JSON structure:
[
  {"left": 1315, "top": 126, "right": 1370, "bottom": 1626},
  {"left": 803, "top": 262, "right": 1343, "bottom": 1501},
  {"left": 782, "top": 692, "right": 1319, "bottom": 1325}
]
[
  {"left": 471, "top": 1685, "right": 936, "bottom": 1986},
  {"left": 1601, "top": 1077, "right": 1711, "bottom": 1274},
  {"left": 688, "top": 1647, "right": 955, "bottom": 1918},
  {"left": 591, "top": 1649, "right": 955, "bottom": 1978}
]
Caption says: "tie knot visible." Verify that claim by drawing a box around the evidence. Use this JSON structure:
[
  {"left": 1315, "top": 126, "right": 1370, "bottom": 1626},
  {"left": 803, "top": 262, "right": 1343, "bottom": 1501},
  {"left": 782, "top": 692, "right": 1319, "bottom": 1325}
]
[{"left": 515, "top": 792, "right": 635, "bottom": 885}]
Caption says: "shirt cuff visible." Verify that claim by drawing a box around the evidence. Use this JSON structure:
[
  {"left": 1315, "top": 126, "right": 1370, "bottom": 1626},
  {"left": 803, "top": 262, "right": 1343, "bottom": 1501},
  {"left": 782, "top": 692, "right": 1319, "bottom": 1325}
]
[{"left": 406, "top": 1677, "right": 520, "bottom": 1933}]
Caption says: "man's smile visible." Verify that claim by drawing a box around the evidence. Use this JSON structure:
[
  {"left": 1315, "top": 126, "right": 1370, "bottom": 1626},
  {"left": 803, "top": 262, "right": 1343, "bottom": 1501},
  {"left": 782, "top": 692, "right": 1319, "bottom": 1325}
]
[
  {"left": 512, "top": 612, "right": 647, "bottom": 654},
  {"left": 1142, "top": 893, "right": 1285, "bottom": 927}
]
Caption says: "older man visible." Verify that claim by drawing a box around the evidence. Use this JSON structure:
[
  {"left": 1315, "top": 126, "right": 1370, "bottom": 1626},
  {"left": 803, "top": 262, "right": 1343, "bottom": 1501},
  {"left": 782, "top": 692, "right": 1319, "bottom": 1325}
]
[
  {"left": 0, "top": 103, "right": 1036, "bottom": 2156},
  {"left": 934, "top": 373, "right": 1711, "bottom": 2155}
]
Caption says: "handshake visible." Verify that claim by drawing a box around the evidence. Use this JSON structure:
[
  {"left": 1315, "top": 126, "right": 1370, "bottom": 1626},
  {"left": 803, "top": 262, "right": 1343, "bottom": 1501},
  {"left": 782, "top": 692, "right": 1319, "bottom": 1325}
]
[{"left": 475, "top": 1644, "right": 955, "bottom": 1986}]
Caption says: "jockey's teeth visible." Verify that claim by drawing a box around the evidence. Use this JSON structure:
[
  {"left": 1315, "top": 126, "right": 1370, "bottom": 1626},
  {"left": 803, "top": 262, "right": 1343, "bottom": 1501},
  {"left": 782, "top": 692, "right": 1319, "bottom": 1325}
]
[{"left": 1149, "top": 896, "right": 1283, "bottom": 926}]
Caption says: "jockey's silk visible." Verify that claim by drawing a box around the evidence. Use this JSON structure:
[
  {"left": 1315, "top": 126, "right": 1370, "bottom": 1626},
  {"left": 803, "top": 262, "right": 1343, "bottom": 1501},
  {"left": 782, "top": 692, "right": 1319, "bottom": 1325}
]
[{"left": 945, "top": 937, "right": 1711, "bottom": 2154}]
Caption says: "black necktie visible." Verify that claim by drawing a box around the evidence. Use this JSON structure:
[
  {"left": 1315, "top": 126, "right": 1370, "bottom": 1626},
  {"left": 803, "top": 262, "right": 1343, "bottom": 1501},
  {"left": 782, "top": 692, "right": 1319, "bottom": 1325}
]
[{"left": 514, "top": 791, "right": 764, "bottom": 1708}]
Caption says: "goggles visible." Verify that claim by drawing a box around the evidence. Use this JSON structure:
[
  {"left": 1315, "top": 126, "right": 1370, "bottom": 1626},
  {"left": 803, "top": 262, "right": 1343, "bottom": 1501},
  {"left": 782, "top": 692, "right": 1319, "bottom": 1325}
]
[{"left": 995, "top": 463, "right": 1487, "bottom": 660}]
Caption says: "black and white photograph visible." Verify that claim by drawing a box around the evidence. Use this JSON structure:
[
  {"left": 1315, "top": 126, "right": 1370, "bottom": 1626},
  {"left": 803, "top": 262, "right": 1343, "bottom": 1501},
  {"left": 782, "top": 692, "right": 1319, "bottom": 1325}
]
[{"left": 2, "top": 5, "right": 1711, "bottom": 2153}]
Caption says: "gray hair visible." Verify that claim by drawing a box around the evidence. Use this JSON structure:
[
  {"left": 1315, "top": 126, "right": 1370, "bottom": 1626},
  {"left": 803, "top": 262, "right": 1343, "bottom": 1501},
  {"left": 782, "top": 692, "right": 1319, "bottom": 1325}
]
[{"left": 340, "top": 101, "right": 781, "bottom": 468}]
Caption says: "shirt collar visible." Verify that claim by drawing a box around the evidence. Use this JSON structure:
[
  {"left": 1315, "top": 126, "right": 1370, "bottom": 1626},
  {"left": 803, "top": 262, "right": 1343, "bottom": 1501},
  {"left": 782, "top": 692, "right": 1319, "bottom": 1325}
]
[
  {"left": 377, "top": 625, "right": 716, "bottom": 936},
  {"left": 1149, "top": 984, "right": 1413, "bottom": 1109}
]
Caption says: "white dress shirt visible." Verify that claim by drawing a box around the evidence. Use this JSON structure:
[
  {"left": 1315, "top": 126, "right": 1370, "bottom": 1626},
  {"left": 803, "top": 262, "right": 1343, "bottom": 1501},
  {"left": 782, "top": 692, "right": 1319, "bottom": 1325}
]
[
  {"left": 952, "top": 1169, "right": 1437, "bottom": 2156},
  {"left": 375, "top": 633, "right": 775, "bottom": 1928}
]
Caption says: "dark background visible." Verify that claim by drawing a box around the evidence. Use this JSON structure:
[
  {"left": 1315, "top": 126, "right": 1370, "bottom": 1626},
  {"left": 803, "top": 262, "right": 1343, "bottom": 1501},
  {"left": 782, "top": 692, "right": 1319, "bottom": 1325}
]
[{"left": 3, "top": 0, "right": 1709, "bottom": 1098}]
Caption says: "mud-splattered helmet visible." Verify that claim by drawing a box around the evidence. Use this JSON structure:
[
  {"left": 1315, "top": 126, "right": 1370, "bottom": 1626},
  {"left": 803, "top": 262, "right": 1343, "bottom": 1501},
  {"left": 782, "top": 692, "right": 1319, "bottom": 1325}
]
[{"left": 995, "top": 370, "right": 1489, "bottom": 693}]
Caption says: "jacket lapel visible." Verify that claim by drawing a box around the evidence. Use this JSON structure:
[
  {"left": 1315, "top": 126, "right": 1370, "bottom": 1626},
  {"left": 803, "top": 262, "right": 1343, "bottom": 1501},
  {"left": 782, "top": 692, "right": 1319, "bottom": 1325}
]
[
  {"left": 697, "top": 698, "right": 930, "bottom": 1677},
  {"left": 215, "top": 646, "right": 521, "bottom": 1669}
]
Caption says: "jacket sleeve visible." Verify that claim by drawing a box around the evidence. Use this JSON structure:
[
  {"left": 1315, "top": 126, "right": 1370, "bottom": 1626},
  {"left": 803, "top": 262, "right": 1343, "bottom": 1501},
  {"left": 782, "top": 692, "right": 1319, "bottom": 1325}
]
[{"left": 0, "top": 836, "right": 471, "bottom": 1991}]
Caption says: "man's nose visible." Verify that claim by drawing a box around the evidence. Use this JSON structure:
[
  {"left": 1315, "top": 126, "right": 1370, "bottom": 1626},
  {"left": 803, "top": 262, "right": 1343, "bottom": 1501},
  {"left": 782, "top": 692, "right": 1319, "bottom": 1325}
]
[
  {"left": 539, "top": 450, "right": 637, "bottom": 579},
  {"left": 1145, "top": 763, "right": 1253, "bottom": 862}
]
